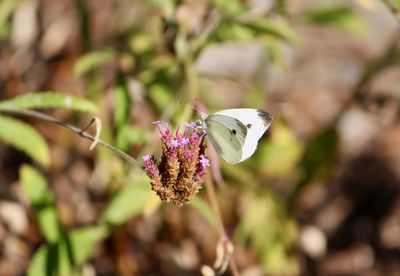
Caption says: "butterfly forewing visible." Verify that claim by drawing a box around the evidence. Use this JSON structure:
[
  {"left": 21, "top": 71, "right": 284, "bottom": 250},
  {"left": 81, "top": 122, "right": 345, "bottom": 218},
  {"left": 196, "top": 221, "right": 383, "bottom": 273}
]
[
  {"left": 212, "top": 109, "right": 272, "bottom": 162},
  {"left": 206, "top": 114, "right": 247, "bottom": 164}
]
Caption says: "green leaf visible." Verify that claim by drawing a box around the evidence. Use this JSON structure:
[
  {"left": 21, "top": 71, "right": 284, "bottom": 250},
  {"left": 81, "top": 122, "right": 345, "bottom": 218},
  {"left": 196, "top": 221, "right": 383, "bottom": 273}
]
[
  {"left": 37, "top": 207, "right": 61, "bottom": 243},
  {"left": 0, "top": 22, "right": 10, "bottom": 39},
  {"left": 240, "top": 18, "right": 298, "bottom": 42},
  {"left": 0, "top": 116, "right": 50, "bottom": 166},
  {"left": 28, "top": 245, "right": 49, "bottom": 276},
  {"left": 288, "top": 127, "right": 339, "bottom": 208},
  {"left": 115, "top": 125, "right": 148, "bottom": 151},
  {"left": 68, "top": 225, "right": 108, "bottom": 265},
  {"left": 28, "top": 241, "right": 75, "bottom": 276},
  {"left": 395, "top": 0, "right": 400, "bottom": 9},
  {"left": 57, "top": 238, "right": 73, "bottom": 276},
  {"left": 259, "top": 120, "right": 303, "bottom": 177},
  {"left": 302, "top": 6, "right": 367, "bottom": 33},
  {"left": 0, "top": 0, "right": 18, "bottom": 25},
  {"left": 114, "top": 75, "right": 133, "bottom": 151},
  {"left": 20, "top": 165, "right": 61, "bottom": 243},
  {"left": 114, "top": 76, "right": 130, "bottom": 130},
  {"left": 189, "top": 197, "right": 217, "bottom": 228},
  {"left": 20, "top": 165, "right": 53, "bottom": 205},
  {"left": 74, "top": 50, "right": 115, "bottom": 76},
  {"left": 103, "top": 175, "right": 155, "bottom": 225},
  {"left": 0, "top": 92, "right": 98, "bottom": 113},
  {"left": 210, "top": 0, "right": 247, "bottom": 16},
  {"left": 233, "top": 192, "right": 298, "bottom": 274}
]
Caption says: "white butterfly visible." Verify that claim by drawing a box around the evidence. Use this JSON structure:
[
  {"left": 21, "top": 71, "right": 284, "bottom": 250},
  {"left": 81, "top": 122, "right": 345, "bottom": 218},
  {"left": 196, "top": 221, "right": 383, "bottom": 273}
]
[{"left": 199, "top": 108, "right": 273, "bottom": 164}]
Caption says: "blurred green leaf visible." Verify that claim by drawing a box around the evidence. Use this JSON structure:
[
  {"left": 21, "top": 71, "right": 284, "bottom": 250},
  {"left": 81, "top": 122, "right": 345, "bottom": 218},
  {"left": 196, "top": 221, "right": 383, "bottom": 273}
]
[
  {"left": 148, "top": 83, "right": 173, "bottom": 111},
  {"left": 20, "top": 165, "right": 53, "bottom": 205},
  {"left": 0, "top": 22, "right": 10, "bottom": 39},
  {"left": 212, "top": 18, "right": 297, "bottom": 45},
  {"left": 0, "top": 92, "right": 98, "bottom": 113},
  {"left": 0, "top": 0, "right": 18, "bottom": 25},
  {"left": 189, "top": 197, "right": 217, "bottom": 228},
  {"left": 114, "top": 76, "right": 130, "bottom": 129},
  {"left": 210, "top": 0, "right": 247, "bottom": 16},
  {"left": 240, "top": 18, "right": 298, "bottom": 42},
  {"left": 302, "top": 6, "right": 367, "bottom": 33},
  {"left": 115, "top": 125, "right": 148, "bottom": 150},
  {"left": 261, "top": 241, "right": 299, "bottom": 275},
  {"left": 74, "top": 50, "right": 115, "bottom": 76},
  {"left": 114, "top": 75, "right": 132, "bottom": 150},
  {"left": 288, "top": 127, "right": 339, "bottom": 208},
  {"left": 213, "top": 21, "right": 255, "bottom": 42},
  {"left": 0, "top": 116, "right": 50, "bottom": 166},
  {"left": 150, "top": 0, "right": 180, "bottom": 19},
  {"left": 37, "top": 207, "right": 61, "bottom": 243},
  {"left": 395, "top": 0, "right": 400, "bottom": 9},
  {"left": 28, "top": 241, "right": 74, "bottom": 276},
  {"left": 234, "top": 192, "right": 298, "bottom": 274},
  {"left": 68, "top": 225, "right": 108, "bottom": 265},
  {"left": 175, "top": 29, "right": 190, "bottom": 61},
  {"left": 103, "top": 175, "right": 156, "bottom": 225},
  {"left": 130, "top": 33, "right": 156, "bottom": 54},
  {"left": 259, "top": 120, "right": 303, "bottom": 177},
  {"left": 20, "top": 165, "right": 61, "bottom": 243},
  {"left": 57, "top": 238, "right": 73, "bottom": 276},
  {"left": 28, "top": 245, "right": 49, "bottom": 276}
]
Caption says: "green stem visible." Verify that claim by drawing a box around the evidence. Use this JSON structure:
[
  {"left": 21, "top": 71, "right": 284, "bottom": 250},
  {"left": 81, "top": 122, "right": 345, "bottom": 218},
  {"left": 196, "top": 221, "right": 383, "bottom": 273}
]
[{"left": 0, "top": 107, "right": 141, "bottom": 167}]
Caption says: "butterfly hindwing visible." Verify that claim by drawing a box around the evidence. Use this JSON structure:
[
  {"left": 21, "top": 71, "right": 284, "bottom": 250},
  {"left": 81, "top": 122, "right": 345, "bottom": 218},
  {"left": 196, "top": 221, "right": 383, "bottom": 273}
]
[{"left": 206, "top": 114, "right": 247, "bottom": 164}]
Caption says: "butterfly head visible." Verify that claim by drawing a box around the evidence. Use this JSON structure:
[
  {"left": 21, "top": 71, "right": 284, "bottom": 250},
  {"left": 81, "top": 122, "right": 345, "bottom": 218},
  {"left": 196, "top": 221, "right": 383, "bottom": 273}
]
[{"left": 193, "top": 113, "right": 207, "bottom": 130}]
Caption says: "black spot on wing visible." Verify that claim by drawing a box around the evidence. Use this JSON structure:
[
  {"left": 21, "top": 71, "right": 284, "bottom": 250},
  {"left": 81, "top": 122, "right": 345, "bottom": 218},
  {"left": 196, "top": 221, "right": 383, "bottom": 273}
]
[
  {"left": 235, "top": 119, "right": 247, "bottom": 134},
  {"left": 232, "top": 129, "right": 237, "bottom": 135},
  {"left": 257, "top": 110, "right": 273, "bottom": 126}
]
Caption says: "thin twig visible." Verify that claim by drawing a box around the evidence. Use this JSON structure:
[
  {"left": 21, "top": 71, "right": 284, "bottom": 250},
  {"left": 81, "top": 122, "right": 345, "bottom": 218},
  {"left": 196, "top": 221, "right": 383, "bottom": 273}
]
[
  {"left": 205, "top": 174, "right": 240, "bottom": 276},
  {"left": 0, "top": 107, "right": 141, "bottom": 167}
]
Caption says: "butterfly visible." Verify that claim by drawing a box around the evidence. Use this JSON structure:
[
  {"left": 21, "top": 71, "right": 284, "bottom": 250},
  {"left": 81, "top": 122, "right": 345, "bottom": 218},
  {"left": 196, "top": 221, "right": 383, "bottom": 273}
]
[{"left": 199, "top": 108, "right": 273, "bottom": 164}]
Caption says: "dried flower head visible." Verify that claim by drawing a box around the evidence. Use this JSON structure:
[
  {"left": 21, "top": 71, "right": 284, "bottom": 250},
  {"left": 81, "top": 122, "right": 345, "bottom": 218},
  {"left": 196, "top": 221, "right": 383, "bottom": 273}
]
[{"left": 143, "top": 121, "right": 209, "bottom": 206}]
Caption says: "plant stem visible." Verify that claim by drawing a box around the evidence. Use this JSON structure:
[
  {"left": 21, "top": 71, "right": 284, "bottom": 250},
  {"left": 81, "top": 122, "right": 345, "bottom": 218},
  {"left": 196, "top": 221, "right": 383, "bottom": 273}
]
[{"left": 0, "top": 107, "right": 141, "bottom": 167}]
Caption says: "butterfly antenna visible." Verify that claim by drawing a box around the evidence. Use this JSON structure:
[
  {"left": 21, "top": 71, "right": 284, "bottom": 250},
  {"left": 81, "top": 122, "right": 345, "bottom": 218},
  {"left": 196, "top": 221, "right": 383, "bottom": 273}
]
[{"left": 177, "top": 100, "right": 205, "bottom": 116}]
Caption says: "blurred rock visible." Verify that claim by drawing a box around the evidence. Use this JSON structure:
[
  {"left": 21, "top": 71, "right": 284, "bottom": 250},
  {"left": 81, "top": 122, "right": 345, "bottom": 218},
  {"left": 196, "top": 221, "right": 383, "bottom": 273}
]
[
  {"left": 316, "top": 196, "right": 352, "bottom": 235},
  {"left": 241, "top": 266, "right": 265, "bottom": 276},
  {"left": 380, "top": 201, "right": 400, "bottom": 249},
  {"left": 4, "top": 234, "right": 29, "bottom": 263},
  {"left": 299, "top": 224, "right": 327, "bottom": 258},
  {"left": 170, "top": 239, "right": 200, "bottom": 270},
  {"left": 40, "top": 17, "right": 74, "bottom": 58},
  {"left": 0, "top": 201, "right": 28, "bottom": 235},
  {"left": 367, "top": 66, "right": 400, "bottom": 126},
  {"left": 11, "top": 0, "right": 39, "bottom": 50},
  {"left": 196, "top": 43, "right": 268, "bottom": 108},
  {"left": 319, "top": 243, "right": 374, "bottom": 275},
  {"left": 338, "top": 106, "right": 379, "bottom": 157}
]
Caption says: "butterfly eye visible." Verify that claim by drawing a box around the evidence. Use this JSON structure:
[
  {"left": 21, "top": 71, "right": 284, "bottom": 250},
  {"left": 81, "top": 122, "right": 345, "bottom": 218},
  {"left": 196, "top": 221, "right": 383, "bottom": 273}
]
[{"left": 246, "top": 123, "right": 252, "bottom": 128}]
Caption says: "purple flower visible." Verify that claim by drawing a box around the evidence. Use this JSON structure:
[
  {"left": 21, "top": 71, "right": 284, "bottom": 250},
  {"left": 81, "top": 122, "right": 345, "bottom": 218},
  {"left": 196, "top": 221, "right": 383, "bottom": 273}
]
[
  {"left": 186, "top": 122, "right": 197, "bottom": 129},
  {"left": 171, "top": 139, "right": 180, "bottom": 148},
  {"left": 181, "top": 137, "right": 190, "bottom": 145},
  {"left": 142, "top": 120, "right": 208, "bottom": 206},
  {"left": 199, "top": 154, "right": 210, "bottom": 168},
  {"left": 153, "top": 120, "right": 162, "bottom": 126},
  {"left": 143, "top": 155, "right": 152, "bottom": 162}
]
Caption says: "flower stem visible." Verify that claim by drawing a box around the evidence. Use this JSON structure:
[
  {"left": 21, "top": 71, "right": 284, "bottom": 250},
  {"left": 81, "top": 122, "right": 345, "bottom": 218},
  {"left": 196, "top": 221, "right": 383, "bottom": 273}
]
[{"left": 0, "top": 107, "right": 141, "bottom": 167}]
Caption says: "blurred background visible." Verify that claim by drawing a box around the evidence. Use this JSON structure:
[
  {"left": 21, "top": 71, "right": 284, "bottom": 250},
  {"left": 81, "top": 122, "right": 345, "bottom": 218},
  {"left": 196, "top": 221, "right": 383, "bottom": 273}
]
[{"left": 0, "top": 0, "right": 400, "bottom": 275}]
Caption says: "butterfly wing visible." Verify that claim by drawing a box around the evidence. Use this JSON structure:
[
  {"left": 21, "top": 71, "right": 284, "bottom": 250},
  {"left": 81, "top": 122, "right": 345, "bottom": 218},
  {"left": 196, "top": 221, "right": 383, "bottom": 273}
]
[
  {"left": 205, "top": 114, "right": 247, "bottom": 164},
  {"left": 213, "top": 109, "right": 273, "bottom": 162}
]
